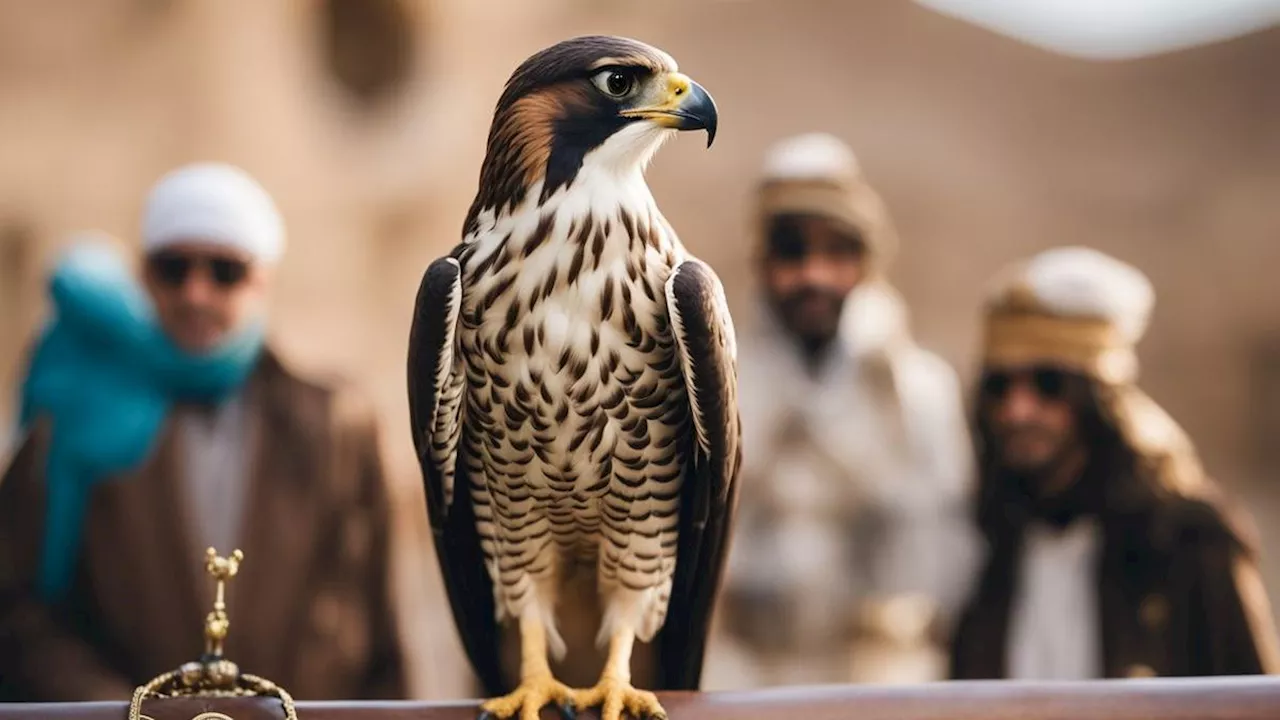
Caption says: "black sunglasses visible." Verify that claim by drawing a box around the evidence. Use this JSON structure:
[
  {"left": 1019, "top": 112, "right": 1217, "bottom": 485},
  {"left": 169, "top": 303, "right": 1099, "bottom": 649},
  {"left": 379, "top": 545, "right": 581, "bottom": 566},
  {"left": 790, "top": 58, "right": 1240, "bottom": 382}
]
[
  {"left": 147, "top": 251, "right": 249, "bottom": 289},
  {"left": 766, "top": 215, "right": 866, "bottom": 262},
  {"left": 981, "top": 367, "right": 1069, "bottom": 402}
]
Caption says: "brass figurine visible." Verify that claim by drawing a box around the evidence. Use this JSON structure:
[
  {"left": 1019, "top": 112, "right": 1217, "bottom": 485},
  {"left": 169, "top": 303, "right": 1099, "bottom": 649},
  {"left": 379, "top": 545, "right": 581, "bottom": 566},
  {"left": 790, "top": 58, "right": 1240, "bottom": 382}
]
[
  {"left": 128, "top": 548, "right": 298, "bottom": 720},
  {"left": 203, "top": 547, "right": 242, "bottom": 659}
]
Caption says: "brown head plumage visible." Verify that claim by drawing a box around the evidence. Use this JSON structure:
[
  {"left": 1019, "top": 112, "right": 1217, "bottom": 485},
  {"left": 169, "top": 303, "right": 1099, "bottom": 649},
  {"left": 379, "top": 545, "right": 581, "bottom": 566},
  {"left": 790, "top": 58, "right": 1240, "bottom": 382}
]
[{"left": 464, "top": 35, "right": 717, "bottom": 236}]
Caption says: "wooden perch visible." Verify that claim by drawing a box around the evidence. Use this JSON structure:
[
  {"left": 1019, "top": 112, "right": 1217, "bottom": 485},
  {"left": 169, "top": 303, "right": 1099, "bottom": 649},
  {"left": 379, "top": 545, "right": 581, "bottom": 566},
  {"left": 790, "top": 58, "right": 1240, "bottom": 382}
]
[{"left": 3, "top": 676, "right": 1279, "bottom": 720}]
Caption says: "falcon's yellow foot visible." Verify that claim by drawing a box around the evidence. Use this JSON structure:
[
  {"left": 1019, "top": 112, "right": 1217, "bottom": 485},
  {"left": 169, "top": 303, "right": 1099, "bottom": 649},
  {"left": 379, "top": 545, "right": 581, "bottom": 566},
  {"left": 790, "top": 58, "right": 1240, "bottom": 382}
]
[
  {"left": 478, "top": 674, "right": 576, "bottom": 720},
  {"left": 571, "top": 677, "right": 667, "bottom": 720}
]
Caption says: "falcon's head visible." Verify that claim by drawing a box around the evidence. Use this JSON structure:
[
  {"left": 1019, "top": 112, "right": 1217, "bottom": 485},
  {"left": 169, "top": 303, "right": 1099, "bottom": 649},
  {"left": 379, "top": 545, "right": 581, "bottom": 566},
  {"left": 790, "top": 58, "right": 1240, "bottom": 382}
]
[{"left": 466, "top": 35, "right": 718, "bottom": 234}]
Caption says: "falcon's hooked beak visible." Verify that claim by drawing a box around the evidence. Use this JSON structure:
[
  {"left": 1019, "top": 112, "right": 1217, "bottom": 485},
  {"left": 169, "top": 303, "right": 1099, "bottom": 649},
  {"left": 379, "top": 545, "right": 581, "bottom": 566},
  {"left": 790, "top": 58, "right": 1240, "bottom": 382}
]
[{"left": 621, "top": 72, "right": 719, "bottom": 148}]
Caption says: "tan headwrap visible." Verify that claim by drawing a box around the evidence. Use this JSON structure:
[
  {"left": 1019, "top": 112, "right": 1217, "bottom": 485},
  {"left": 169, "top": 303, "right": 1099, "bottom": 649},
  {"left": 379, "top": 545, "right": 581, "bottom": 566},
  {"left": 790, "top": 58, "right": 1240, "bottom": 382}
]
[
  {"left": 757, "top": 133, "right": 899, "bottom": 273},
  {"left": 982, "top": 246, "right": 1205, "bottom": 496}
]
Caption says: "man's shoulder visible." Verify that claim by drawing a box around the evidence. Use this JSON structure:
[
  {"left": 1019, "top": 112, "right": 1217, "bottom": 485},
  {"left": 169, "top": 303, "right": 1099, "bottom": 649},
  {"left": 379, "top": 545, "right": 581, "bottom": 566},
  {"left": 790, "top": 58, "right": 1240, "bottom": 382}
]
[
  {"left": 258, "top": 348, "right": 379, "bottom": 433},
  {"left": 878, "top": 344, "right": 966, "bottom": 411},
  {"left": 1149, "top": 484, "right": 1261, "bottom": 558},
  {"left": 1, "top": 425, "right": 28, "bottom": 479},
  {"left": 891, "top": 342, "right": 962, "bottom": 383},
  {"left": 1, "top": 420, "right": 40, "bottom": 480}
]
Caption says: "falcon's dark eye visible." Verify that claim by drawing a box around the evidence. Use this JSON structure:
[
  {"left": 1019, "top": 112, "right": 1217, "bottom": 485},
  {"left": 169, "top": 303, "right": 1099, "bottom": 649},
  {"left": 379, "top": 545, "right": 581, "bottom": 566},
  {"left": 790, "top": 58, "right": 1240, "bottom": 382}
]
[{"left": 591, "top": 68, "right": 637, "bottom": 99}]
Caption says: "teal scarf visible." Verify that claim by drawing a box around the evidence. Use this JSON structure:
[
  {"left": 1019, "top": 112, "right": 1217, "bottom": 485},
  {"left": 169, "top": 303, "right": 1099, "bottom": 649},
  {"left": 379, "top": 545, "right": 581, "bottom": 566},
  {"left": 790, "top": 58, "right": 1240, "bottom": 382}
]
[{"left": 18, "top": 243, "right": 265, "bottom": 601}]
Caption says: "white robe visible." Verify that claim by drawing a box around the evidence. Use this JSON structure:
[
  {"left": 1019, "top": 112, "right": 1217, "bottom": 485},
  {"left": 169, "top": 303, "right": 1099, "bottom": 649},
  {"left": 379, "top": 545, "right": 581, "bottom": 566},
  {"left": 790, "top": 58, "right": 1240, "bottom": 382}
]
[
  {"left": 1006, "top": 518, "right": 1104, "bottom": 680},
  {"left": 702, "top": 281, "right": 981, "bottom": 689},
  {"left": 176, "top": 394, "right": 255, "bottom": 554}
]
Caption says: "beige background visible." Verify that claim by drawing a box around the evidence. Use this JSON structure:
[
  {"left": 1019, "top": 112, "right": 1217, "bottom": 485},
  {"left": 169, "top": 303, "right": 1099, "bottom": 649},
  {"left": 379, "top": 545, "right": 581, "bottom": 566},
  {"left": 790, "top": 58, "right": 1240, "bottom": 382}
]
[{"left": 0, "top": 0, "right": 1277, "bottom": 698}]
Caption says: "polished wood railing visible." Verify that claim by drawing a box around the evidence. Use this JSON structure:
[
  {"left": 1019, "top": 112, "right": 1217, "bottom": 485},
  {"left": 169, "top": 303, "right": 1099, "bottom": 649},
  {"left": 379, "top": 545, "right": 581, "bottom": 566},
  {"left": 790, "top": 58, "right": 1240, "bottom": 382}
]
[{"left": 4, "top": 677, "right": 1279, "bottom": 720}]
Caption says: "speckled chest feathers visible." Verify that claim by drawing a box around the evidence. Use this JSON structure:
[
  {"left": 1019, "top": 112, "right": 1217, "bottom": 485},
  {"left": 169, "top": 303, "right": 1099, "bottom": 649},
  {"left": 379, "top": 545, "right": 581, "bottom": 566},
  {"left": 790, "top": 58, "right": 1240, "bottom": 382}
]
[{"left": 454, "top": 168, "right": 692, "bottom": 615}]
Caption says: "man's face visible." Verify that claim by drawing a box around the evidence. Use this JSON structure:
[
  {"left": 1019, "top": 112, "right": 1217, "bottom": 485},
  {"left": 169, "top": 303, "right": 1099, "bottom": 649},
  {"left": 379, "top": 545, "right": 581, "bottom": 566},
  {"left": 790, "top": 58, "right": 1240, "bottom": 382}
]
[
  {"left": 142, "top": 240, "right": 268, "bottom": 353},
  {"left": 762, "top": 213, "right": 867, "bottom": 346},
  {"left": 981, "top": 365, "right": 1083, "bottom": 480}
]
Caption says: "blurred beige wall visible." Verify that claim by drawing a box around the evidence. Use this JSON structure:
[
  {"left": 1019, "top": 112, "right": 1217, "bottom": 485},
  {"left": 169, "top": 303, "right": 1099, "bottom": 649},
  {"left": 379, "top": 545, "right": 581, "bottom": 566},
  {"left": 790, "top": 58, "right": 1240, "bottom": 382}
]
[{"left": 0, "top": 0, "right": 1277, "bottom": 699}]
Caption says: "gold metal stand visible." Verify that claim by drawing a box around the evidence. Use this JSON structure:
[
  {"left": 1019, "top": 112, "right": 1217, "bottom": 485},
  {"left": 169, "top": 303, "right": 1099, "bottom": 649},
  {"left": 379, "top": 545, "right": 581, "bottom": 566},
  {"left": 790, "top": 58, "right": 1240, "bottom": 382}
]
[{"left": 129, "top": 548, "right": 299, "bottom": 720}]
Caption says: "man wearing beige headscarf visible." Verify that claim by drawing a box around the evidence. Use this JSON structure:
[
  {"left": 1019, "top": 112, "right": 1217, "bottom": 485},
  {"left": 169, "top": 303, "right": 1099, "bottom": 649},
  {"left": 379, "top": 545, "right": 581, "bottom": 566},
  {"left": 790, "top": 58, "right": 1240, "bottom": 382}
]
[
  {"left": 702, "top": 134, "right": 980, "bottom": 688},
  {"left": 951, "top": 246, "right": 1280, "bottom": 679}
]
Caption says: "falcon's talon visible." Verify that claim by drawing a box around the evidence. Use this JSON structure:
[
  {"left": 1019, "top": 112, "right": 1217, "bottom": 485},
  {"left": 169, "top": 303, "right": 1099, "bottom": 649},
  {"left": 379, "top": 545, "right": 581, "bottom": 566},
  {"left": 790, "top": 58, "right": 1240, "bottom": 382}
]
[
  {"left": 557, "top": 699, "right": 577, "bottom": 720},
  {"left": 479, "top": 674, "right": 575, "bottom": 720},
  {"left": 571, "top": 678, "right": 666, "bottom": 720}
]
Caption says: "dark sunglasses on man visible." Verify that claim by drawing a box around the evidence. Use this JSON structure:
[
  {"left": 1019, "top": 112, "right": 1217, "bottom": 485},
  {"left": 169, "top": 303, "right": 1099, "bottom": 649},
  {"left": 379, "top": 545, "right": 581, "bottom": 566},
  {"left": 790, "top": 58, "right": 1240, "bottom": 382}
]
[
  {"left": 147, "top": 250, "right": 250, "bottom": 289},
  {"left": 766, "top": 214, "right": 866, "bottom": 263},
  {"left": 980, "top": 366, "right": 1071, "bottom": 402}
]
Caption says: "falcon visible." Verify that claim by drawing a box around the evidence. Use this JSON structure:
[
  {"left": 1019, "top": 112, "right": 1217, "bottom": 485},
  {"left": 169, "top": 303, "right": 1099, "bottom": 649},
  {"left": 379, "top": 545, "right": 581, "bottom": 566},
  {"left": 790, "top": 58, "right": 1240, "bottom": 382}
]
[{"left": 408, "top": 35, "right": 740, "bottom": 720}]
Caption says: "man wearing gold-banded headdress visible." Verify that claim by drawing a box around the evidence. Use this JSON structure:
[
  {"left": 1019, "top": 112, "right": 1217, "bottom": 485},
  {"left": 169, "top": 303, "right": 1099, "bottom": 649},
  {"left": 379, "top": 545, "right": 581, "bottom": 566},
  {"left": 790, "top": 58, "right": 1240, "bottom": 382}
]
[
  {"left": 951, "top": 246, "right": 1280, "bottom": 679},
  {"left": 703, "top": 134, "right": 980, "bottom": 688}
]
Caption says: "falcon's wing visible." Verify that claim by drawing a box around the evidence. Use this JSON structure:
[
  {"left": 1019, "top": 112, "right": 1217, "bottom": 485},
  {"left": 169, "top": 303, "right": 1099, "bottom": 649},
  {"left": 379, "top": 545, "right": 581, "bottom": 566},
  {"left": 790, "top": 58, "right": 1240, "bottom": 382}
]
[
  {"left": 656, "top": 258, "right": 743, "bottom": 689},
  {"left": 407, "top": 256, "right": 505, "bottom": 694}
]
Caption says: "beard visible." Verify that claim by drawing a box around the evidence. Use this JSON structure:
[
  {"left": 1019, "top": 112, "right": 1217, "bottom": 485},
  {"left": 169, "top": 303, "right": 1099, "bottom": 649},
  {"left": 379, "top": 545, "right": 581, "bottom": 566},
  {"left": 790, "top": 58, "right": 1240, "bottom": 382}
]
[
  {"left": 772, "top": 285, "right": 846, "bottom": 345},
  {"left": 993, "top": 422, "right": 1080, "bottom": 499}
]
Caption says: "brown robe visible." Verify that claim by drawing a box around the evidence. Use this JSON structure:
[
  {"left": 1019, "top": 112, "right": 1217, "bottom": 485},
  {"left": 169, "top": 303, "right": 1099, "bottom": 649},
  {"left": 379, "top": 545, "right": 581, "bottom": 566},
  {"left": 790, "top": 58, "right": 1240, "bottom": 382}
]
[
  {"left": 950, "top": 486, "right": 1280, "bottom": 679},
  {"left": 0, "top": 350, "right": 407, "bottom": 701}
]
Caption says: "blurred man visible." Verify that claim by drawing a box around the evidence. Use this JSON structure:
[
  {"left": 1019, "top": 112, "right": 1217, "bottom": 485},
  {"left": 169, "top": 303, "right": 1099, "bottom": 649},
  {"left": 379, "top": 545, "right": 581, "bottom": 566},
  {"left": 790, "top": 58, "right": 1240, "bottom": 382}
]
[
  {"left": 951, "top": 246, "right": 1280, "bottom": 679},
  {"left": 703, "top": 134, "right": 979, "bottom": 689},
  {"left": 0, "top": 163, "right": 407, "bottom": 700}
]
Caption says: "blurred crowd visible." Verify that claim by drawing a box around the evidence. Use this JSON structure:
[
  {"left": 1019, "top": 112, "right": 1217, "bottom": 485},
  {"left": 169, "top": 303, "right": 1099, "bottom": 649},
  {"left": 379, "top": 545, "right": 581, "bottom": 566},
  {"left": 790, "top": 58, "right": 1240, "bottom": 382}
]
[{"left": 1, "top": 129, "right": 1277, "bottom": 701}]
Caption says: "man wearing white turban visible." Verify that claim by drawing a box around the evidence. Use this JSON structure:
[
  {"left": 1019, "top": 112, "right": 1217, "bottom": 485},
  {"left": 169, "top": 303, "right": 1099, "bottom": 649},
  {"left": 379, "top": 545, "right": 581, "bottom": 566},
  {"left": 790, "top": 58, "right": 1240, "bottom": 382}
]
[
  {"left": 703, "top": 134, "right": 980, "bottom": 688},
  {"left": 0, "top": 163, "right": 408, "bottom": 700}
]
